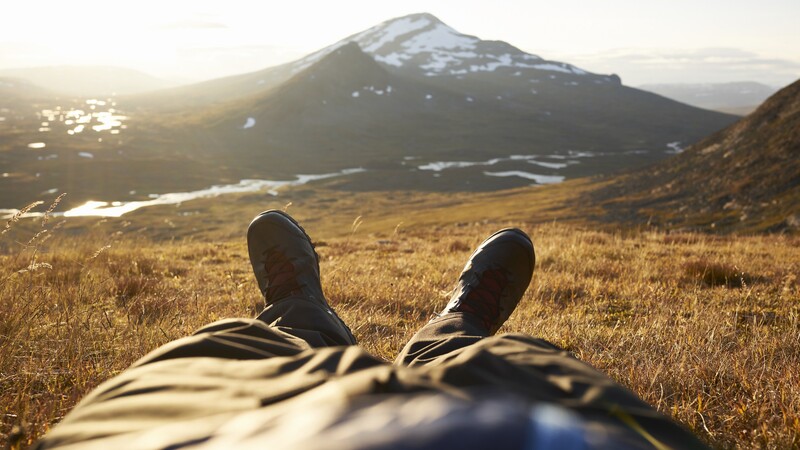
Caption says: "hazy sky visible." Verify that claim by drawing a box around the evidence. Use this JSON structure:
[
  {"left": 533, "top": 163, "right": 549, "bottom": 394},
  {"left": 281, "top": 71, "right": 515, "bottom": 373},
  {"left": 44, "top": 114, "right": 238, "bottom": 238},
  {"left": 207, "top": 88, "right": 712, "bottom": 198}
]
[{"left": 1, "top": 0, "right": 798, "bottom": 86}]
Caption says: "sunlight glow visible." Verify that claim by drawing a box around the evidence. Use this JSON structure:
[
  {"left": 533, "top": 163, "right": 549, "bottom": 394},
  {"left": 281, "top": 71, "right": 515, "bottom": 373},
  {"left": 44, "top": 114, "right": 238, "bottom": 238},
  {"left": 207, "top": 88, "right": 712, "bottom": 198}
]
[{"left": 1, "top": 0, "right": 798, "bottom": 85}]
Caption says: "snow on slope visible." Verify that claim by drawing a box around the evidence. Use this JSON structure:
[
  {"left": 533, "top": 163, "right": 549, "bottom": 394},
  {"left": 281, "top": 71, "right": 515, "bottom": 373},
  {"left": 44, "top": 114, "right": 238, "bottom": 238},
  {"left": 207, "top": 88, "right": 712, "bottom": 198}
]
[{"left": 290, "top": 13, "right": 601, "bottom": 80}]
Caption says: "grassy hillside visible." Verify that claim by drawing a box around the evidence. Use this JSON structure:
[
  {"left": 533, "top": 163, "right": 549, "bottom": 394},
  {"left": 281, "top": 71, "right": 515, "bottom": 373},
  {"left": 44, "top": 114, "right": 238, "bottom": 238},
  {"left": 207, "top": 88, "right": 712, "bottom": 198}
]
[
  {"left": 591, "top": 78, "right": 800, "bottom": 233},
  {"left": 1, "top": 192, "right": 798, "bottom": 449}
]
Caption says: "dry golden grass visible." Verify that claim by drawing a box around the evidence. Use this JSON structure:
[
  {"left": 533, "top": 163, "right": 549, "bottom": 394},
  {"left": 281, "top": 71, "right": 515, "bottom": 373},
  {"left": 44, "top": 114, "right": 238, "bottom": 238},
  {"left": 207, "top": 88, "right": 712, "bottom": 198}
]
[{"left": 1, "top": 200, "right": 798, "bottom": 449}]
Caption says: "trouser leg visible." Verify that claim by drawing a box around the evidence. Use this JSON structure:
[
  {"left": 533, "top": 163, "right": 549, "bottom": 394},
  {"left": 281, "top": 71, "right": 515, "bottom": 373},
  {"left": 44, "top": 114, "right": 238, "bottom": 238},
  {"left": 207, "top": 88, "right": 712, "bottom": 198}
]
[
  {"left": 395, "top": 313, "right": 487, "bottom": 366},
  {"left": 398, "top": 315, "right": 682, "bottom": 423},
  {"left": 256, "top": 296, "right": 356, "bottom": 347},
  {"left": 396, "top": 312, "right": 707, "bottom": 447},
  {"left": 428, "top": 333, "right": 709, "bottom": 449},
  {"left": 132, "top": 296, "right": 355, "bottom": 368}
]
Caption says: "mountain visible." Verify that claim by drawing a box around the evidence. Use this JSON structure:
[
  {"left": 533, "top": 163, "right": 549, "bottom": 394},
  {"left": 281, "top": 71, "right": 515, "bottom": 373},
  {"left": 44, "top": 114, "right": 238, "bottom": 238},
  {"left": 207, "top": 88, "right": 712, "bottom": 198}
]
[
  {"left": 131, "top": 13, "right": 612, "bottom": 110},
  {"left": 0, "top": 13, "right": 738, "bottom": 209},
  {"left": 0, "top": 66, "right": 177, "bottom": 97},
  {"left": 0, "top": 76, "right": 56, "bottom": 114},
  {"left": 165, "top": 13, "right": 736, "bottom": 180},
  {"left": 297, "top": 13, "right": 614, "bottom": 83},
  {"left": 591, "top": 78, "right": 800, "bottom": 233},
  {"left": 638, "top": 82, "right": 778, "bottom": 115},
  {"left": 0, "top": 77, "right": 54, "bottom": 100},
  {"left": 143, "top": 14, "right": 736, "bottom": 174}
]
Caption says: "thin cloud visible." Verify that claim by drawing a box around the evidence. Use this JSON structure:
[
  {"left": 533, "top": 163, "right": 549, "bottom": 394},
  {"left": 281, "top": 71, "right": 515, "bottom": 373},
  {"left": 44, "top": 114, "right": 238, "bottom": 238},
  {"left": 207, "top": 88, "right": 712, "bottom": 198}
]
[
  {"left": 590, "top": 48, "right": 798, "bottom": 71},
  {"left": 561, "top": 47, "right": 800, "bottom": 86}
]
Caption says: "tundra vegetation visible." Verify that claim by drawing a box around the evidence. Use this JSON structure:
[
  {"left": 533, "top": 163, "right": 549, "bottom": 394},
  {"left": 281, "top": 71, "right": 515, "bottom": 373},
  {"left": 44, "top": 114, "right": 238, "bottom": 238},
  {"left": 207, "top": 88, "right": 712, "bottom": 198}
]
[{"left": 1, "top": 192, "right": 798, "bottom": 449}]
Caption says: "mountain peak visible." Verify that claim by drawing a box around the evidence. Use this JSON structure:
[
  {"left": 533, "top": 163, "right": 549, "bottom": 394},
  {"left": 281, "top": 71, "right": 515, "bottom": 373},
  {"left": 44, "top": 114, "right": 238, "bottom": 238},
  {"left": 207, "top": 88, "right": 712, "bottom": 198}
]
[
  {"left": 327, "top": 12, "right": 604, "bottom": 81},
  {"left": 288, "top": 12, "right": 611, "bottom": 83},
  {"left": 349, "top": 13, "right": 482, "bottom": 67},
  {"left": 388, "top": 12, "right": 445, "bottom": 25}
]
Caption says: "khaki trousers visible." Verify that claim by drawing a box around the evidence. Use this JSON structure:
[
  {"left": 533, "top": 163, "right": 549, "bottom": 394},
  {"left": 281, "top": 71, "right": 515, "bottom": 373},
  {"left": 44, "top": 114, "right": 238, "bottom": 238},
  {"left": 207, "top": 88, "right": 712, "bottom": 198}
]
[{"left": 36, "top": 296, "right": 708, "bottom": 449}]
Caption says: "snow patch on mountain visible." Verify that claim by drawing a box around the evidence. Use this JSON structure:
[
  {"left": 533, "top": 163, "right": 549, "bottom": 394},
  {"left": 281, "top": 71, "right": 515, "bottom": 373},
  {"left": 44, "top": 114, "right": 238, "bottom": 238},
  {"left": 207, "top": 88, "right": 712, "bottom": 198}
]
[
  {"left": 420, "top": 53, "right": 459, "bottom": 71},
  {"left": 289, "top": 13, "right": 605, "bottom": 82},
  {"left": 402, "top": 23, "right": 478, "bottom": 53},
  {"left": 360, "top": 16, "right": 432, "bottom": 53},
  {"left": 533, "top": 63, "right": 584, "bottom": 75},
  {"left": 378, "top": 53, "right": 408, "bottom": 67},
  {"left": 527, "top": 160, "right": 568, "bottom": 169},
  {"left": 666, "top": 141, "right": 684, "bottom": 154},
  {"left": 484, "top": 171, "right": 565, "bottom": 184}
]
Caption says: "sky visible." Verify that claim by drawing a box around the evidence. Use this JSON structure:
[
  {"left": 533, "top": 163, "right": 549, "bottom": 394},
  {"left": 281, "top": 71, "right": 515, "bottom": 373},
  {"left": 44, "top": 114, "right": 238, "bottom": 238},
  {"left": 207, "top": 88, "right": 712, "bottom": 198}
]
[{"left": 1, "top": 0, "right": 798, "bottom": 87}]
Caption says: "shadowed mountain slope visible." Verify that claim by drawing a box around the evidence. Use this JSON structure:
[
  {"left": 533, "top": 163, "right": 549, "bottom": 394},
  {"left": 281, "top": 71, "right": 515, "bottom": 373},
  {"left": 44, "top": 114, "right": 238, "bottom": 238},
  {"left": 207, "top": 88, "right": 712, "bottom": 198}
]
[{"left": 591, "top": 78, "right": 800, "bottom": 233}]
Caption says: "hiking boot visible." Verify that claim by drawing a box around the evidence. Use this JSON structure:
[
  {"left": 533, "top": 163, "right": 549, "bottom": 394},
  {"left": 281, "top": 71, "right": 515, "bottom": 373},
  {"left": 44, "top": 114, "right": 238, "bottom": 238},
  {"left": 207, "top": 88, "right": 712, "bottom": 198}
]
[
  {"left": 248, "top": 210, "right": 356, "bottom": 345},
  {"left": 247, "top": 210, "right": 326, "bottom": 305},
  {"left": 438, "top": 228, "right": 535, "bottom": 335}
]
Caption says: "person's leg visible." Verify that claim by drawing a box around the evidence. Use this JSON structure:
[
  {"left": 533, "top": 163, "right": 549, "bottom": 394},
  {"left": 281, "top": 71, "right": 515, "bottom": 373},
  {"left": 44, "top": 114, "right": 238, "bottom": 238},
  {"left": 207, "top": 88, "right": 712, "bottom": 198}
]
[
  {"left": 35, "top": 211, "right": 364, "bottom": 449},
  {"left": 396, "top": 228, "right": 534, "bottom": 366},
  {"left": 396, "top": 228, "right": 706, "bottom": 448},
  {"left": 134, "top": 210, "right": 355, "bottom": 368},
  {"left": 247, "top": 210, "right": 356, "bottom": 347},
  {"left": 423, "top": 333, "right": 710, "bottom": 449}
]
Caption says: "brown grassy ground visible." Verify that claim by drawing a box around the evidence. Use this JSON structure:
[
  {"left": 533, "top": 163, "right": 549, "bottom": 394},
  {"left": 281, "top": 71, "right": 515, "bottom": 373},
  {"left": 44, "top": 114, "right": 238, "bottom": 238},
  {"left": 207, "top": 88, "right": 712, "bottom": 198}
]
[{"left": 1, "top": 196, "right": 799, "bottom": 449}]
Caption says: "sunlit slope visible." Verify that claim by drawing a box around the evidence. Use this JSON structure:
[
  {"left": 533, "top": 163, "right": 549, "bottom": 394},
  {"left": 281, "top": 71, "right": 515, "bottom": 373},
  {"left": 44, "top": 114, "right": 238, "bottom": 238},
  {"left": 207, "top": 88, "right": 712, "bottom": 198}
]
[{"left": 590, "top": 78, "right": 800, "bottom": 233}]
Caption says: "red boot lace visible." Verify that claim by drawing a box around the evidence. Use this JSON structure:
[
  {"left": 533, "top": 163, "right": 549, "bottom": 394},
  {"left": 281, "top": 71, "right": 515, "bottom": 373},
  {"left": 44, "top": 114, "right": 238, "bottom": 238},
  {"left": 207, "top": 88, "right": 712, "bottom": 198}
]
[
  {"left": 262, "top": 247, "right": 303, "bottom": 303},
  {"left": 456, "top": 268, "right": 509, "bottom": 331}
]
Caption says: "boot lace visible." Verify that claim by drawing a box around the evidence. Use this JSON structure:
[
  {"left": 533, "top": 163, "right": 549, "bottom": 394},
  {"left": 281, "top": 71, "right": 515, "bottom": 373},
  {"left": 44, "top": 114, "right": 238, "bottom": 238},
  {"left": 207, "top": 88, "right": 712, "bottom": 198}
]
[
  {"left": 456, "top": 267, "right": 509, "bottom": 331},
  {"left": 262, "top": 247, "right": 303, "bottom": 303}
]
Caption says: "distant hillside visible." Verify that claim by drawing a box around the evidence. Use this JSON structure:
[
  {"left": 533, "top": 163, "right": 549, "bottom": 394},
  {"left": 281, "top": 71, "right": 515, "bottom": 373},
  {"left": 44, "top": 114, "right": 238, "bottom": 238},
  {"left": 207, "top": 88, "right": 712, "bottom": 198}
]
[
  {"left": 0, "top": 13, "right": 738, "bottom": 209},
  {"left": 0, "top": 77, "right": 54, "bottom": 100},
  {"left": 128, "top": 12, "right": 618, "bottom": 111},
  {"left": 0, "top": 77, "right": 56, "bottom": 114},
  {"left": 132, "top": 14, "right": 736, "bottom": 188},
  {"left": 0, "top": 66, "right": 176, "bottom": 97},
  {"left": 638, "top": 82, "right": 777, "bottom": 114},
  {"left": 592, "top": 78, "right": 800, "bottom": 233},
  {"left": 165, "top": 40, "right": 737, "bottom": 188}
]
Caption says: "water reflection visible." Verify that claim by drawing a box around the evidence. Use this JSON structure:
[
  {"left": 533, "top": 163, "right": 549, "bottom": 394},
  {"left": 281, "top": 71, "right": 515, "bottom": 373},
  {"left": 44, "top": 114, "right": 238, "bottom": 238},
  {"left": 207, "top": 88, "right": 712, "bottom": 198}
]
[
  {"left": 36, "top": 99, "right": 127, "bottom": 137},
  {"left": 62, "top": 168, "right": 365, "bottom": 218}
]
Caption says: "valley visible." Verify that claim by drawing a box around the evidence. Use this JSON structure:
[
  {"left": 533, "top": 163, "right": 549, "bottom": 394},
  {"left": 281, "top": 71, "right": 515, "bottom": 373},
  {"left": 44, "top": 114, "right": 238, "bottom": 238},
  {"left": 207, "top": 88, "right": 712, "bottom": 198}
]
[{"left": 1, "top": 14, "right": 736, "bottom": 211}]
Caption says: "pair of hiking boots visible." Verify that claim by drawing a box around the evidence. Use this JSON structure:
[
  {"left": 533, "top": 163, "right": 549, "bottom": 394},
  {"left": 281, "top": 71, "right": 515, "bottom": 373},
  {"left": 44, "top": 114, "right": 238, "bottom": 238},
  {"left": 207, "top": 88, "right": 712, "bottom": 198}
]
[{"left": 247, "top": 210, "right": 534, "bottom": 336}]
